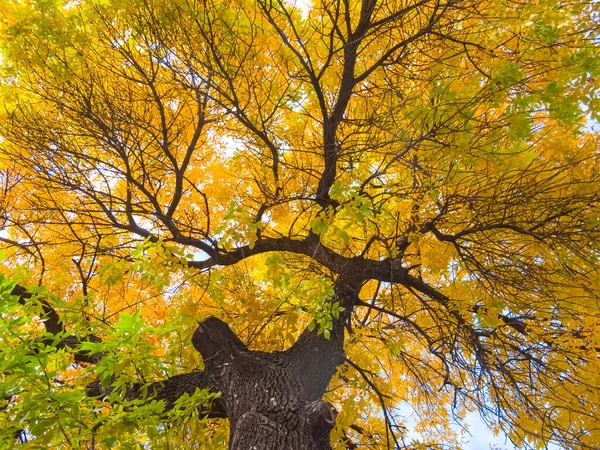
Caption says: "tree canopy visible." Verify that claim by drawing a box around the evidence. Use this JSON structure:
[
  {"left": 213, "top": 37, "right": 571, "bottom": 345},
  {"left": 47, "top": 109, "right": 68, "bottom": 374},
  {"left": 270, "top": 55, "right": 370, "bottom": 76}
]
[{"left": 0, "top": 0, "right": 599, "bottom": 448}]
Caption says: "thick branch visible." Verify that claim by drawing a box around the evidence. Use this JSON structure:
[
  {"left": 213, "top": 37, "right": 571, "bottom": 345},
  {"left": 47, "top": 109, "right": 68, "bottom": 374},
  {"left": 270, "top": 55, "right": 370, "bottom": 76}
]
[
  {"left": 135, "top": 372, "right": 227, "bottom": 418},
  {"left": 187, "top": 236, "right": 348, "bottom": 273},
  {"left": 192, "top": 316, "right": 250, "bottom": 370},
  {"left": 316, "top": 0, "right": 377, "bottom": 208},
  {"left": 11, "top": 284, "right": 103, "bottom": 363},
  {"left": 11, "top": 284, "right": 63, "bottom": 335}
]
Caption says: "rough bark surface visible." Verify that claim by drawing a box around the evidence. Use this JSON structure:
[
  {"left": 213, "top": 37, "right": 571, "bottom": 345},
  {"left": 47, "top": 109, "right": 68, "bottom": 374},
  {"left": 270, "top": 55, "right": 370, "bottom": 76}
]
[{"left": 192, "top": 317, "right": 341, "bottom": 450}]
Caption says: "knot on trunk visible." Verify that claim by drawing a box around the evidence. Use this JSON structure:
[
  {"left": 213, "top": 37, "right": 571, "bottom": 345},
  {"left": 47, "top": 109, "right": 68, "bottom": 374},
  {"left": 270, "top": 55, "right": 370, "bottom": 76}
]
[{"left": 307, "top": 400, "right": 336, "bottom": 434}]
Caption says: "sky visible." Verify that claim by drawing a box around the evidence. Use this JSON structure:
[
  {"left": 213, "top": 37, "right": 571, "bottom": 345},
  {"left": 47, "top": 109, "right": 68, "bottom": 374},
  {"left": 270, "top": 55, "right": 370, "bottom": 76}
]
[
  {"left": 461, "top": 412, "right": 516, "bottom": 450},
  {"left": 398, "top": 403, "right": 518, "bottom": 450}
]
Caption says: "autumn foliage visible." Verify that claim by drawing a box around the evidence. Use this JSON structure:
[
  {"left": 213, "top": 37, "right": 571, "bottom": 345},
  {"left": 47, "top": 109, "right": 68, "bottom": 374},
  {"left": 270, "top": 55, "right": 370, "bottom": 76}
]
[{"left": 0, "top": 0, "right": 599, "bottom": 448}]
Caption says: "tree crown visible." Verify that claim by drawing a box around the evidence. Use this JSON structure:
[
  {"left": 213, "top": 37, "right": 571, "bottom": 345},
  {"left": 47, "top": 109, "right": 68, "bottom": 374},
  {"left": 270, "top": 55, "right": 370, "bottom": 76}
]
[{"left": 0, "top": 0, "right": 599, "bottom": 448}]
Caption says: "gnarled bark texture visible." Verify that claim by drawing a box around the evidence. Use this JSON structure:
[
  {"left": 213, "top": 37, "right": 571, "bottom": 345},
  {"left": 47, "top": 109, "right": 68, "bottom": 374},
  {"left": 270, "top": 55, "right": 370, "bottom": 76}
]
[
  {"left": 192, "top": 317, "right": 339, "bottom": 450},
  {"left": 178, "top": 272, "right": 361, "bottom": 449}
]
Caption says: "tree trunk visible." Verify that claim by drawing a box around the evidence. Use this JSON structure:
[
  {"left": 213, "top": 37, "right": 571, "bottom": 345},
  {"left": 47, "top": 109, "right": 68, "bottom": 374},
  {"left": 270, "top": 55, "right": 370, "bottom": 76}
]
[
  {"left": 192, "top": 317, "right": 341, "bottom": 450},
  {"left": 189, "top": 272, "right": 362, "bottom": 449}
]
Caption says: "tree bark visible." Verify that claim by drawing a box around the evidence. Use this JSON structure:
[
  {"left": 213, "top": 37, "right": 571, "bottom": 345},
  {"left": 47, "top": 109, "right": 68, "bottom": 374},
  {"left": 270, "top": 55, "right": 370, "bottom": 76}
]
[{"left": 192, "top": 317, "right": 341, "bottom": 450}]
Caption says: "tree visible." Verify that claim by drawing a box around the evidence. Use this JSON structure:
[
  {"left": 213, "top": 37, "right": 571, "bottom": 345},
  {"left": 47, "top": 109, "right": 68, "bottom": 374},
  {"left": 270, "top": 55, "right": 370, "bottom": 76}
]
[{"left": 0, "top": 0, "right": 599, "bottom": 448}]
